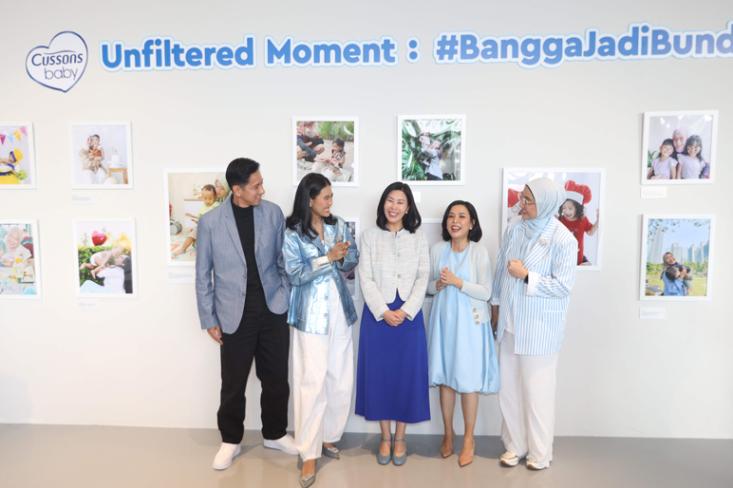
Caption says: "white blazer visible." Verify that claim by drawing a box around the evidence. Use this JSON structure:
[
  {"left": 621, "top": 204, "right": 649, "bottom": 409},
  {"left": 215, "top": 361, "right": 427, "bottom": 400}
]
[
  {"left": 358, "top": 227, "right": 430, "bottom": 320},
  {"left": 490, "top": 218, "right": 578, "bottom": 355}
]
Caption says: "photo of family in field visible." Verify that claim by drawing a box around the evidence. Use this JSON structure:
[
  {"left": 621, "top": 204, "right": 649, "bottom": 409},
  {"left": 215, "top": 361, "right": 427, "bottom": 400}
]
[
  {"left": 0, "top": 221, "right": 39, "bottom": 297},
  {"left": 398, "top": 115, "right": 464, "bottom": 184},
  {"left": 642, "top": 111, "right": 717, "bottom": 184},
  {"left": 641, "top": 216, "right": 713, "bottom": 300},
  {"left": 71, "top": 123, "right": 133, "bottom": 188},
  {"left": 0, "top": 124, "right": 35, "bottom": 188},
  {"left": 503, "top": 168, "right": 604, "bottom": 270},
  {"left": 75, "top": 220, "right": 136, "bottom": 296},
  {"left": 294, "top": 118, "right": 357, "bottom": 185},
  {"left": 166, "top": 171, "right": 231, "bottom": 264}
]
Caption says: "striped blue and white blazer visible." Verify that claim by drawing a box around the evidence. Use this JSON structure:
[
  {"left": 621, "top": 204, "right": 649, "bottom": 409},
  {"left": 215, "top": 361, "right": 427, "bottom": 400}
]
[{"left": 490, "top": 217, "right": 578, "bottom": 355}]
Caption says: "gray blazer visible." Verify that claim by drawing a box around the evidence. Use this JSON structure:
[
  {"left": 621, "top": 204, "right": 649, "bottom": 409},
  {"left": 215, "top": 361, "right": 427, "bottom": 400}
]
[{"left": 195, "top": 196, "right": 290, "bottom": 334}]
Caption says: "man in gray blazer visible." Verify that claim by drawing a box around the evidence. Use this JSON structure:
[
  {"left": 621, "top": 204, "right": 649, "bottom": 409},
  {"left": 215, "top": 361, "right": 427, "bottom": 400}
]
[{"left": 196, "top": 158, "right": 297, "bottom": 470}]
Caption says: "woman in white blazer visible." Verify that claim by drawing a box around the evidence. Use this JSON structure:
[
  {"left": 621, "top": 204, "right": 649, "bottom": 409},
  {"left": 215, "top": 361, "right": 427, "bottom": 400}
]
[
  {"left": 490, "top": 177, "right": 578, "bottom": 471},
  {"left": 355, "top": 182, "right": 430, "bottom": 466}
]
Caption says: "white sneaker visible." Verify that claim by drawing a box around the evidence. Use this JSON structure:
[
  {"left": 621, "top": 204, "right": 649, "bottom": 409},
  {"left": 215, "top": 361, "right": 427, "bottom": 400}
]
[
  {"left": 499, "top": 450, "right": 520, "bottom": 467},
  {"left": 526, "top": 458, "right": 550, "bottom": 470},
  {"left": 263, "top": 434, "right": 298, "bottom": 455},
  {"left": 212, "top": 442, "right": 241, "bottom": 470}
]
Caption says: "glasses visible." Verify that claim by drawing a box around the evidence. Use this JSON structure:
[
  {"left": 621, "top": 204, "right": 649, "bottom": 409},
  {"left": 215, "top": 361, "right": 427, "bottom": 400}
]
[{"left": 519, "top": 195, "right": 536, "bottom": 206}]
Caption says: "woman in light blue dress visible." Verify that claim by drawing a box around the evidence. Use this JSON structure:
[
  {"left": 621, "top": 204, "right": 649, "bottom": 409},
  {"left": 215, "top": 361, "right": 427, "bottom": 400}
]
[{"left": 427, "top": 200, "right": 499, "bottom": 467}]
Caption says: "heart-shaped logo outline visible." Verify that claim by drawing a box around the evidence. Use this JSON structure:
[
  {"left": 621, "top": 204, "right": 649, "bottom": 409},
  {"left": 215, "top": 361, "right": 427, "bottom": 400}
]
[{"left": 26, "top": 31, "right": 88, "bottom": 93}]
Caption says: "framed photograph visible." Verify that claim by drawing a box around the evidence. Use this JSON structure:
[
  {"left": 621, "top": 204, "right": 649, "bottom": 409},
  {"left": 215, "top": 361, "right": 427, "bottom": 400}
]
[
  {"left": 165, "top": 170, "right": 230, "bottom": 265},
  {"left": 398, "top": 114, "right": 465, "bottom": 185},
  {"left": 642, "top": 110, "right": 718, "bottom": 184},
  {"left": 0, "top": 123, "right": 36, "bottom": 189},
  {"left": 640, "top": 215, "right": 714, "bottom": 301},
  {"left": 341, "top": 217, "right": 360, "bottom": 298},
  {"left": 502, "top": 168, "right": 605, "bottom": 271},
  {"left": 0, "top": 220, "right": 41, "bottom": 298},
  {"left": 293, "top": 117, "right": 358, "bottom": 186},
  {"left": 74, "top": 219, "right": 136, "bottom": 297},
  {"left": 70, "top": 122, "right": 133, "bottom": 189}
]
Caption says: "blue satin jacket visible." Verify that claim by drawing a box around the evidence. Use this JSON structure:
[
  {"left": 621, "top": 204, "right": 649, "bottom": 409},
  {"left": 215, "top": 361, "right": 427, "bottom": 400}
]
[{"left": 282, "top": 216, "right": 359, "bottom": 334}]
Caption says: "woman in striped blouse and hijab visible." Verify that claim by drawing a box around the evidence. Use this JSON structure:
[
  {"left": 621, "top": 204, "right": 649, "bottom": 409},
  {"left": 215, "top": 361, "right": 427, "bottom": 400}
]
[{"left": 490, "top": 177, "right": 578, "bottom": 471}]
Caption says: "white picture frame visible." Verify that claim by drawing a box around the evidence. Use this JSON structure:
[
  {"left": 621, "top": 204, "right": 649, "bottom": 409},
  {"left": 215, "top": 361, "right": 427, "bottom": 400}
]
[
  {"left": 641, "top": 110, "right": 718, "bottom": 185},
  {"left": 293, "top": 116, "right": 358, "bottom": 187},
  {"left": 0, "top": 122, "right": 37, "bottom": 189},
  {"left": 501, "top": 167, "right": 606, "bottom": 271},
  {"left": 73, "top": 218, "right": 137, "bottom": 298},
  {"left": 70, "top": 122, "right": 134, "bottom": 189},
  {"left": 0, "top": 219, "right": 41, "bottom": 298},
  {"left": 639, "top": 214, "right": 714, "bottom": 301},
  {"left": 164, "top": 169, "right": 230, "bottom": 266},
  {"left": 397, "top": 114, "right": 465, "bottom": 185}
]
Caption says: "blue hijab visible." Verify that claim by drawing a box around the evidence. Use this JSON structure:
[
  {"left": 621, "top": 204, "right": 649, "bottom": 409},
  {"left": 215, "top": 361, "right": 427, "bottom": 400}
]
[{"left": 518, "top": 178, "right": 565, "bottom": 259}]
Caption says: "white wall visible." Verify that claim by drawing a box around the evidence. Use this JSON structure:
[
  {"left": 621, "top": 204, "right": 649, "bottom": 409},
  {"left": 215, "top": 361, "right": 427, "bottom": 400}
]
[{"left": 1, "top": 0, "right": 731, "bottom": 439}]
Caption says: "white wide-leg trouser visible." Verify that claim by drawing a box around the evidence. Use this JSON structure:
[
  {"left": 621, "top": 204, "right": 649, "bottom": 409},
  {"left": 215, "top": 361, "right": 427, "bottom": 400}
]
[
  {"left": 498, "top": 332, "right": 559, "bottom": 467},
  {"left": 291, "top": 282, "right": 354, "bottom": 461}
]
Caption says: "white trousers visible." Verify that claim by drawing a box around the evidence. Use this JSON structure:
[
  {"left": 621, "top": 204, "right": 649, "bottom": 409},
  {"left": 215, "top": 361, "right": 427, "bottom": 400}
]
[
  {"left": 498, "top": 332, "right": 559, "bottom": 467},
  {"left": 291, "top": 283, "right": 354, "bottom": 461}
]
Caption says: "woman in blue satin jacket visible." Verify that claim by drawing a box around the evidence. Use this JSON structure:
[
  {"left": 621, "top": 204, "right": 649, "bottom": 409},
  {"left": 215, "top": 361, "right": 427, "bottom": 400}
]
[{"left": 282, "top": 173, "right": 359, "bottom": 488}]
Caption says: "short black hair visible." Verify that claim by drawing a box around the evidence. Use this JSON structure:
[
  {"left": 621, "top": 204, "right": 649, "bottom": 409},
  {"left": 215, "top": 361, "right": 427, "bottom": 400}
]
[
  {"left": 225, "top": 158, "right": 260, "bottom": 188},
  {"left": 376, "top": 182, "right": 421, "bottom": 233},
  {"left": 286, "top": 173, "right": 336, "bottom": 239},
  {"left": 441, "top": 200, "right": 482, "bottom": 242}
]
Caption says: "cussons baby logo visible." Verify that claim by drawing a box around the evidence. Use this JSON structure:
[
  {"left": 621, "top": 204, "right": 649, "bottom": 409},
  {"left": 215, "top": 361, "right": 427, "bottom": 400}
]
[{"left": 26, "top": 31, "right": 88, "bottom": 93}]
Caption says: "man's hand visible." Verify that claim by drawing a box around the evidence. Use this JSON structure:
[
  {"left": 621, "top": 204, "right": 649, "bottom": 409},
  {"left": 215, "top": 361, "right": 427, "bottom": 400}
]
[{"left": 207, "top": 325, "right": 224, "bottom": 345}]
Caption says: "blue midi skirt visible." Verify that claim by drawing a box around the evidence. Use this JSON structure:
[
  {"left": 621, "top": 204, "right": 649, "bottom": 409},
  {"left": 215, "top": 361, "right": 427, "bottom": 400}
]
[{"left": 354, "top": 294, "right": 430, "bottom": 423}]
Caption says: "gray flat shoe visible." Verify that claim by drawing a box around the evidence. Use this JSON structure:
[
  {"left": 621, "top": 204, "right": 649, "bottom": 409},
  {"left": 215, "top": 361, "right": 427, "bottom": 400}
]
[
  {"left": 392, "top": 437, "right": 407, "bottom": 466},
  {"left": 299, "top": 473, "right": 316, "bottom": 488},
  {"left": 322, "top": 444, "right": 340, "bottom": 460},
  {"left": 376, "top": 437, "right": 392, "bottom": 465}
]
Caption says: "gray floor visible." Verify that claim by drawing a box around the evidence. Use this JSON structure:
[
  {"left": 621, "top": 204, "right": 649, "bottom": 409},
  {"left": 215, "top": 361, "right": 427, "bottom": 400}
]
[{"left": 1, "top": 425, "right": 731, "bottom": 488}]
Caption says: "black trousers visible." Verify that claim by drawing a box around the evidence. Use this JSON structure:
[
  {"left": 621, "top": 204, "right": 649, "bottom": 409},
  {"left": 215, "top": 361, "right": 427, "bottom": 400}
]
[{"left": 218, "top": 291, "right": 290, "bottom": 443}]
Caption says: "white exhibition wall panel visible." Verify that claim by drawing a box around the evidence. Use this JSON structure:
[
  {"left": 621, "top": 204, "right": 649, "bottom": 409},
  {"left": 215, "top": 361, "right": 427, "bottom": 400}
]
[{"left": 0, "top": 0, "right": 731, "bottom": 439}]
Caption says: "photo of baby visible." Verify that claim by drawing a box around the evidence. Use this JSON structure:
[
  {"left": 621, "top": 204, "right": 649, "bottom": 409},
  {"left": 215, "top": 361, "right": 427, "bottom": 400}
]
[
  {"left": 74, "top": 220, "right": 136, "bottom": 296},
  {"left": 0, "top": 221, "right": 40, "bottom": 297},
  {"left": 398, "top": 115, "right": 465, "bottom": 184},
  {"left": 293, "top": 118, "right": 357, "bottom": 186},
  {"left": 641, "top": 216, "right": 713, "bottom": 300},
  {"left": 71, "top": 123, "right": 133, "bottom": 188},
  {"left": 0, "top": 124, "right": 36, "bottom": 188},
  {"left": 642, "top": 111, "right": 717, "bottom": 184},
  {"left": 166, "top": 171, "right": 230, "bottom": 265}
]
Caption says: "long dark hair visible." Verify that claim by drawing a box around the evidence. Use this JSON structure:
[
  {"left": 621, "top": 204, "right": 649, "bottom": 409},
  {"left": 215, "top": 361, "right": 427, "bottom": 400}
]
[
  {"left": 441, "top": 200, "right": 482, "bottom": 242},
  {"left": 685, "top": 134, "right": 704, "bottom": 161},
  {"left": 376, "top": 182, "right": 421, "bottom": 233},
  {"left": 286, "top": 173, "right": 336, "bottom": 239},
  {"left": 559, "top": 199, "right": 585, "bottom": 220}
]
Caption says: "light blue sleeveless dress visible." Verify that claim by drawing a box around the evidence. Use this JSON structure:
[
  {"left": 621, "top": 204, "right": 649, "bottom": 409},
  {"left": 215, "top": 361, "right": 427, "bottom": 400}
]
[{"left": 428, "top": 244, "right": 499, "bottom": 394}]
